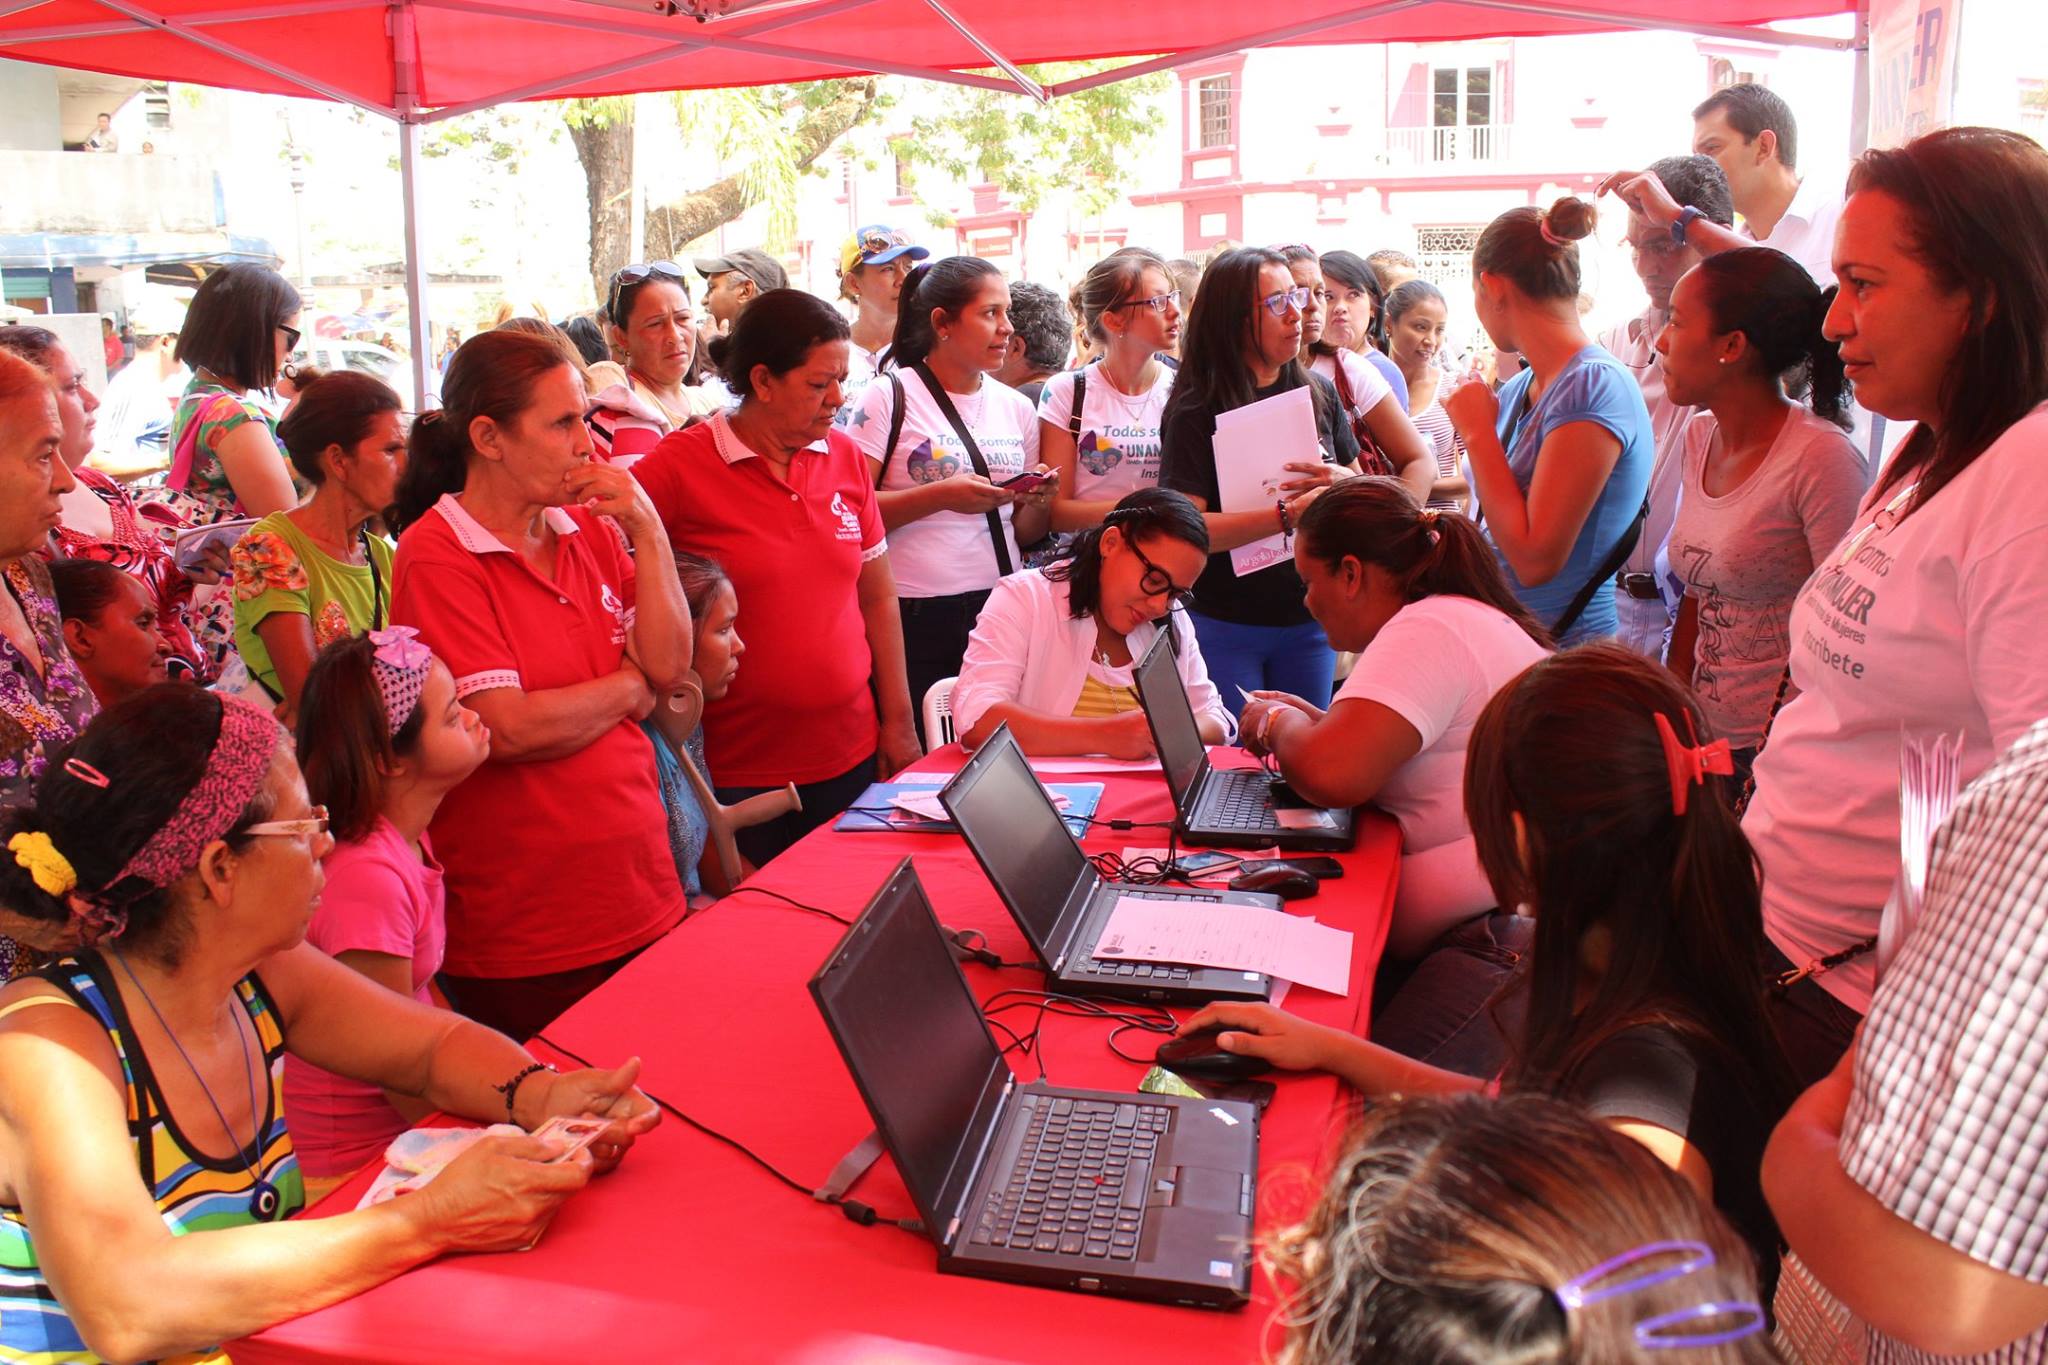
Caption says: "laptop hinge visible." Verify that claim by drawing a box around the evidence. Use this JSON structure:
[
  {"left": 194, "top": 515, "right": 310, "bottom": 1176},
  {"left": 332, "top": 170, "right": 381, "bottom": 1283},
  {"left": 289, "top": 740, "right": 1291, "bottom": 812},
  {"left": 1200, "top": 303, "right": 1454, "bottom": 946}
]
[{"left": 1048, "top": 867, "right": 1102, "bottom": 973}]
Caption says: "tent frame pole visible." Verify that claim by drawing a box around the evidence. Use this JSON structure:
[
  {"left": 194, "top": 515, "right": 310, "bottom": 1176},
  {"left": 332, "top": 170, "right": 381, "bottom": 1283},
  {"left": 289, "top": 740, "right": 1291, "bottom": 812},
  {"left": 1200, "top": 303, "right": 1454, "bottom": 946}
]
[{"left": 391, "top": 0, "right": 433, "bottom": 410}]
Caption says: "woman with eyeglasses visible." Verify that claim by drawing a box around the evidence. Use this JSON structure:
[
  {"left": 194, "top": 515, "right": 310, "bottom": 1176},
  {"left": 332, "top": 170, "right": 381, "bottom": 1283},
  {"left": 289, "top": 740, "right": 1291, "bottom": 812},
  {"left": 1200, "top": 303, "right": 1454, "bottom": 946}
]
[
  {"left": 165, "top": 263, "right": 304, "bottom": 523},
  {"left": 1728, "top": 129, "right": 2048, "bottom": 1090},
  {"left": 843, "top": 256, "right": 1055, "bottom": 744},
  {"left": 1317, "top": 249, "right": 1411, "bottom": 413},
  {"left": 1279, "top": 246, "right": 1435, "bottom": 505},
  {"left": 1040, "top": 250, "right": 1182, "bottom": 533},
  {"left": 1442, "top": 199, "right": 1654, "bottom": 646},
  {"left": 1157, "top": 247, "right": 1360, "bottom": 712},
  {"left": 0, "top": 686, "right": 659, "bottom": 1364},
  {"left": 954, "top": 488, "right": 1230, "bottom": 758},
  {"left": 585, "top": 262, "right": 724, "bottom": 467}
]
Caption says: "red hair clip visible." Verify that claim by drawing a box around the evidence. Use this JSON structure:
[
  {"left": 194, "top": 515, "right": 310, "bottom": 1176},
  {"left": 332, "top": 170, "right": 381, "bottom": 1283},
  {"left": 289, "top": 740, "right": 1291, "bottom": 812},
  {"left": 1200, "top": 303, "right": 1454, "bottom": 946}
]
[
  {"left": 62, "top": 758, "right": 110, "bottom": 789},
  {"left": 1655, "top": 711, "right": 1733, "bottom": 817}
]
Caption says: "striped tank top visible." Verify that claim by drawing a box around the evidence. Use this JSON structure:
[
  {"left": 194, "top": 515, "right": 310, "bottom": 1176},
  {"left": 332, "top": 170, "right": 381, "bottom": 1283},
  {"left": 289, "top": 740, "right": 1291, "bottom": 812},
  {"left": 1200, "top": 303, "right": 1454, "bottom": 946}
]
[
  {"left": 1071, "top": 657, "right": 1140, "bottom": 719},
  {"left": 0, "top": 954, "right": 305, "bottom": 1364}
]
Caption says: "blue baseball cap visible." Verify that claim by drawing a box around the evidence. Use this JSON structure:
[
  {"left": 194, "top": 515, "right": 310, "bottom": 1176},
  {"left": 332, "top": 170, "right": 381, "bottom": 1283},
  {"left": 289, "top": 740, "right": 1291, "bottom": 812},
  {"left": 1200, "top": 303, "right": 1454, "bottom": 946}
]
[{"left": 840, "top": 225, "right": 929, "bottom": 275}]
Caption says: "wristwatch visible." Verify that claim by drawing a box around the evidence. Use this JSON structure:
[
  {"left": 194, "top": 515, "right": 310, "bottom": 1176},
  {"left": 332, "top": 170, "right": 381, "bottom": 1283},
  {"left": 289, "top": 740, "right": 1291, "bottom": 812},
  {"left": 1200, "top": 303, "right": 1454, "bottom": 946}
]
[{"left": 1670, "top": 205, "right": 1702, "bottom": 246}]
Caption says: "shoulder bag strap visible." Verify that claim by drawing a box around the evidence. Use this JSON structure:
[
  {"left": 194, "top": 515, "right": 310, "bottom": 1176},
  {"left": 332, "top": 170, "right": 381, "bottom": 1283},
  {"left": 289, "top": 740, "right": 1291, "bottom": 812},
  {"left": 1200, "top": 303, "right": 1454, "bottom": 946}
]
[
  {"left": 912, "top": 362, "right": 1016, "bottom": 578},
  {"left": 1068, "top": 367, "right": 1086, "bottom": 442},
  {"left": 875, "top": 372, "right": 907, "bottom": 488},
  {"left": 1549, "top": 497, "right": 1648, "bottom": 639},
  {"left": 1328, "top": 358, "right": 1391, "bottom": 478},
  {"left": 362, "top": 527, "right": 385, "bottom": 630}
]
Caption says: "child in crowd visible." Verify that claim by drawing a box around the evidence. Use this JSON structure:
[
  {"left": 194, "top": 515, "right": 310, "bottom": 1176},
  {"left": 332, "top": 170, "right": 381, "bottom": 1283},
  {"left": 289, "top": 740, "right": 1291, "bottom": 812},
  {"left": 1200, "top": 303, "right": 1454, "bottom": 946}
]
[
  {"left": 643, "top": 554, "right": 745, "bottom": 900},
  {"left": 283, "top": 626, "right": 490, "bottom": 1193},
  {"left": 46, "top": 558, "right": 175, "bottom": 708},
  {"left": 953, "top": 488, "right": 1231, "bottom": 758},
  {"left": 1190, "top": 645, "right": 1796, "bottom": 1284},
  {"left": 1273, "top": 1092, "right": 1773, "bottom": 1363}
]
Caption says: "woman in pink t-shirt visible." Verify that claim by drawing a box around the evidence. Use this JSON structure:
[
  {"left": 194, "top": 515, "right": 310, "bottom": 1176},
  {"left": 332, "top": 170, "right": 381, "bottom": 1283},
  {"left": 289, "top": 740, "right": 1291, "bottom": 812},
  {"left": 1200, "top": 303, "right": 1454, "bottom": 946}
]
[{"left": 284, "top": 626, "right": 489, "bottom": 1192}]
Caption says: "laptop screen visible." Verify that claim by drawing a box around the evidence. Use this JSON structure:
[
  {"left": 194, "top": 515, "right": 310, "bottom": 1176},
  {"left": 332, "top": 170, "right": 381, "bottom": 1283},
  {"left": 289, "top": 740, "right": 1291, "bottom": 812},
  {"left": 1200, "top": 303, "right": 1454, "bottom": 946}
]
[
  {"left": 940, "top": 728, "right": 1090, "bottom": 960},
  {"left": 1135, "top": 630, "right": 1207, "bottom": 812},
  {"left": 809, "top": 860, "right": 1010, "bottom": 1233}
]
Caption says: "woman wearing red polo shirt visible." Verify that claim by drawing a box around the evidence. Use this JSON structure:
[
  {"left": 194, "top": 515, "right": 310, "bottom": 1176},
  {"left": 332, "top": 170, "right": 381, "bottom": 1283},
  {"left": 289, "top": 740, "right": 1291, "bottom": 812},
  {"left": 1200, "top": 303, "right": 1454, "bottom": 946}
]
[
  {"left": 386, "top": 330, "right": 693, "bottom": 1039},
  {"left": 634, "top": 290, "right": 920, "bottom": 864}
]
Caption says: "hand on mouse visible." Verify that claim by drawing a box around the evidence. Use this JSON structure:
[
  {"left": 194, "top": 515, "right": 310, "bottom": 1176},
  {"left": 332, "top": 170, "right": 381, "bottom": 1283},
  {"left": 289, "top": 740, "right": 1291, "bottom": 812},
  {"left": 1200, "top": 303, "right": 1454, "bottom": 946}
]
[{"left": 1178, "top": 1003, "right": 1348, "bottom": 1074}]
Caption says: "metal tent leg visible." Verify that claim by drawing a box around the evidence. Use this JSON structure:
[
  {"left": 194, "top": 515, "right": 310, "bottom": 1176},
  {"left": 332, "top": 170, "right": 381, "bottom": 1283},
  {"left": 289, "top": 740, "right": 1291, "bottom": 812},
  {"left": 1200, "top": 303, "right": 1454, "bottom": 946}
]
[{"left": 399, "top": 116, "right": 433, "bottom": 411}]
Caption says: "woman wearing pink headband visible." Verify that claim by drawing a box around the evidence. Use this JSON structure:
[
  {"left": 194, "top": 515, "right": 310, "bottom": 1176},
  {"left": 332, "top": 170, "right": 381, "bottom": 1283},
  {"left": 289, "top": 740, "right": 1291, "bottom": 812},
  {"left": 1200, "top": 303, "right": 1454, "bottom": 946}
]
[{"left": 0, "top": 686, "right": 656, "bottom": 1362}]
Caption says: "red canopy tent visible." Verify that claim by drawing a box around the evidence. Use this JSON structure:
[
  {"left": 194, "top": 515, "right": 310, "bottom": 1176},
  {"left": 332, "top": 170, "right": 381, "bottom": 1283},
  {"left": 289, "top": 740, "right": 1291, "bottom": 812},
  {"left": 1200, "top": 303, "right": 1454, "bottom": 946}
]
[{"left": 0, "top": 0, "right": 1862, "bottom": 397}]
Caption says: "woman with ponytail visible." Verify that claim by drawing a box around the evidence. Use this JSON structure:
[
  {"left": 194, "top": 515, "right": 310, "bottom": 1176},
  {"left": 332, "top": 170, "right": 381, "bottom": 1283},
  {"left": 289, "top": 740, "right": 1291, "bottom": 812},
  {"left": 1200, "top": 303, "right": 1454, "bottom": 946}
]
[
  {"left": 1239, "top": 478, "right": 1549, "bottom": 963},
  {"left": 386, "top": 329, "right": 693, "bottom": 1039},
  {"left": 953, "top": 488, "right": 1230, "bottom": 757},
  {"left": 1657, "top": 247, "right": 1863, "bottom": 783},
  {"left": 0, "top": 686, "right": 655, "bottom": 1363},
  {"left": 1443, "top": 198, "right": 1654, "bottom": 644},
  {"left": 1191, "top": 645, "right": 1796, "bottom": 1283},
  {"left": 842, "top": 256, "right": 1055, "bottom": 741}
]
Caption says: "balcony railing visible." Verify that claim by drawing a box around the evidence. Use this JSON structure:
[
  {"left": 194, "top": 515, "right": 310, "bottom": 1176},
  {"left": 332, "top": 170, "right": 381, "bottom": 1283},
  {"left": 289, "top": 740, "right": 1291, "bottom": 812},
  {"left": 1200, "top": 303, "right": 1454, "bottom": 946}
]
[
  {"left": 0, "top": 151, "right": 221, "bottom": 236},
  {"left": 1384, "top": 124, "right": 1511, "bottom": 168}
]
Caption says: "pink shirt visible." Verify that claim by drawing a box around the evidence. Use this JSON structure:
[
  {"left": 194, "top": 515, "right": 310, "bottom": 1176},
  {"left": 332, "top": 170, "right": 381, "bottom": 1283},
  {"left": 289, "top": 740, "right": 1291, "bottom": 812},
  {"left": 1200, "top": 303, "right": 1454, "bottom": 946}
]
[{"left": 282, "top": 819, "right": 446, "bottom": 1177}]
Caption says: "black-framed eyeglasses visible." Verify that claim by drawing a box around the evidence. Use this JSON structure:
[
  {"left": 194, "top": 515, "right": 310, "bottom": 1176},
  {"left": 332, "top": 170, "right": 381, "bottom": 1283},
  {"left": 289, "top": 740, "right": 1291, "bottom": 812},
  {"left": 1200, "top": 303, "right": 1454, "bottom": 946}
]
[
  {"left": 1259, "top": 286, "right": 1314, "bottom": 319},
  {"left": 607, "top": 261, "right": 688, "bottom": 320},
  {"left": 278, "top": 323, "right": 301, "bottom": 353},
  {"left": 1110, "top": 289, "right": 1182, "bottom": 315},
  {"left": 1130, "top": 538, "right": 1197, "bottom": 610}
]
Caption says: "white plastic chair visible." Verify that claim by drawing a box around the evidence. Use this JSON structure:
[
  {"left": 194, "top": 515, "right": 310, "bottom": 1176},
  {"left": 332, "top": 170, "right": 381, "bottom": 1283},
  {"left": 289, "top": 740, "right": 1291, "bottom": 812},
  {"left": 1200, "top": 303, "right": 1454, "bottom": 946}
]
[{"left": 922, "top": 676, "right": 958, "bottom": 749}]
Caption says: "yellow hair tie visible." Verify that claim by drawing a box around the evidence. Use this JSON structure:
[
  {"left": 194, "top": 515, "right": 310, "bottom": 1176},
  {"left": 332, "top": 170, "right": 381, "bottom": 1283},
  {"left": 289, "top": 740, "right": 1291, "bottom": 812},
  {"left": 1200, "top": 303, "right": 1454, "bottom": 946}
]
[{"left": 8, "top": 832, "right": 78, "bottom": 897}]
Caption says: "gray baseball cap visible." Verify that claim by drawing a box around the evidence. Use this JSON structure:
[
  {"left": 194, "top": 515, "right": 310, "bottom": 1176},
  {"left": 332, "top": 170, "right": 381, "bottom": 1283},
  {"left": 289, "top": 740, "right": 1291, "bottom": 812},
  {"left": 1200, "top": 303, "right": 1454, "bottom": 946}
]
[{"left": 692, "top": 247, "right": 789, "bottom": 293}]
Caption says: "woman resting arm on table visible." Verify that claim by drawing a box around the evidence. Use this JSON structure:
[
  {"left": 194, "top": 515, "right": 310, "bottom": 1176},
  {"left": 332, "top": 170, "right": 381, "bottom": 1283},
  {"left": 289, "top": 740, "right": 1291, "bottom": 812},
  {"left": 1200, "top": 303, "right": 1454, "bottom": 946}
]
[
  {"left": 0, "top": 688, "right": 656, "bottom": 1365},
  {"left": 954, "top": 489, "right": 1230, "bottom": 759},
  {"left": 1188, "top": 646, "right": 1797, "bottom": 1285}
]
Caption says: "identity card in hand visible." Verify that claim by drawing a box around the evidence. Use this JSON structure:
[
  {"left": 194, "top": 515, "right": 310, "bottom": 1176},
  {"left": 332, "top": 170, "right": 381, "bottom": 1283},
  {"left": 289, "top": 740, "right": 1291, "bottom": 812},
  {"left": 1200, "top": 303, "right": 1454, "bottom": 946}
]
[{"left": 531, "top": 1114, "right": 609, "bottom": 1163}]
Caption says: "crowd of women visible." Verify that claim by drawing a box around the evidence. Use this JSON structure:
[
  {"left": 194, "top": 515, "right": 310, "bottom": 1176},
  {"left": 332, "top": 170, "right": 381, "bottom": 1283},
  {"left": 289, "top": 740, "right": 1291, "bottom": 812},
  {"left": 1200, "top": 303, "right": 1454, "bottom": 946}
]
[{"left": 0, "top": 121, "right": 2043, "bottom": 1361}]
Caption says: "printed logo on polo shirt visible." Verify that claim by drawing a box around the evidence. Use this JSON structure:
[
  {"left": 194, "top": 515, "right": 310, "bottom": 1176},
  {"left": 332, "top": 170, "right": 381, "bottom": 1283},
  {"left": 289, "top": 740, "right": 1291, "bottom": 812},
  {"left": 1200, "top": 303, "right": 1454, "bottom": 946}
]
[
  {"left": 600, "top": 582, "right": 630, "bottom": 645},
  {"left": 829, "top": 491, "right": 862, "bottom": 542},
  {"left": 1077, "top": 430, "right": 1125, "bottom": 476},
  {"left": 906, "top": 437, "right": 962, "bottom": 485}
]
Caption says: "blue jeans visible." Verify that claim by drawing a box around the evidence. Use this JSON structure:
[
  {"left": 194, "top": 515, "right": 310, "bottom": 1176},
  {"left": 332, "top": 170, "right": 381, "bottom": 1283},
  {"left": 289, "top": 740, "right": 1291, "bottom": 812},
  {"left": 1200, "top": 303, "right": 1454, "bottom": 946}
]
[
  {"left": 1188, "top": 613, "right": 1336, "bottom": 718},
  {"left": 1370, "top": 911, "right": 1533, "bottom": 1081}
]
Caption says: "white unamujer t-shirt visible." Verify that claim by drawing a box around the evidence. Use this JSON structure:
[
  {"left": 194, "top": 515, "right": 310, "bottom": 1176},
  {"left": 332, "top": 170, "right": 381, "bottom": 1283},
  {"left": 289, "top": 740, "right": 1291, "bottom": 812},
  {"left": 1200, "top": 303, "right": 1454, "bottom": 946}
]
[
  {"left": 1035, "top": 364, "right": 1174, "bottom": 504},
  {"left": 1744, "top": 402, "right": 2048, "bottom": 1012}
]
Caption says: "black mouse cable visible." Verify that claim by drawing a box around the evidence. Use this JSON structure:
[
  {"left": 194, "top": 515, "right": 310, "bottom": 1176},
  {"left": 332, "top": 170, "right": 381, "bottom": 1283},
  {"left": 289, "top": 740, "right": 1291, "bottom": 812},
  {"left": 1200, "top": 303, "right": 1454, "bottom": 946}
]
[
  {"left": 531, "top": 1032, "right": 923, "bottom": 1237},
  {"left": 978, "top": 989, "right": 1179, "bottom": 1078}
]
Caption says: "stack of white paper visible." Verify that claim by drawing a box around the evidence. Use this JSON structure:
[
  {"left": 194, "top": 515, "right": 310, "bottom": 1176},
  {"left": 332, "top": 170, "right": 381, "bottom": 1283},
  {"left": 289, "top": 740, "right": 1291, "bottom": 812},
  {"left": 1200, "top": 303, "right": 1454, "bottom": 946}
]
[
  {"left": 1213, "top": 385, "right": 1321, "bottom": 578},
  {"left": 1095, "top": 895, "right": 1352, "bottom": 994}
]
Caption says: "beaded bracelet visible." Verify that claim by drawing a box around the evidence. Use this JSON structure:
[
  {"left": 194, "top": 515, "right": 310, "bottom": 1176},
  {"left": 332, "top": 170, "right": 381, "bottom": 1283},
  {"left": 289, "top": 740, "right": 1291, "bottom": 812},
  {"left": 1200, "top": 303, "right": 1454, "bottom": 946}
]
[{"left": 495, "top": 1061, "right": 554, "bottom": 1124}]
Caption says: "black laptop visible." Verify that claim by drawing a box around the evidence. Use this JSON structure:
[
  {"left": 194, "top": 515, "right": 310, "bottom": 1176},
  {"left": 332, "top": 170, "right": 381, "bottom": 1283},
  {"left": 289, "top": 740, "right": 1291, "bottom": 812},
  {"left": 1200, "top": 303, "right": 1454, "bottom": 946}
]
[
  {"left": 1131, "top": 632, "right": 1356, "bottom": 853},
  {"left": 810, "top": 859, "right": 1260, "bottom": 1308},
  {"left": 940, "top": 724, "right": 1277, "bottom": 1005}
]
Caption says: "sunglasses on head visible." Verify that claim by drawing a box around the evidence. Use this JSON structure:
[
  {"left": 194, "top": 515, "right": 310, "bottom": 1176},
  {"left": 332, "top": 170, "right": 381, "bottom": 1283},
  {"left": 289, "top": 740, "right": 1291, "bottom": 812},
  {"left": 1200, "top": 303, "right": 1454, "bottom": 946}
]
[
  {"left": 607, "top": 261, "right": 687, "bottom": 319},
  {"left": 858, "top": 230, "right": 909, "bottom": 260}
]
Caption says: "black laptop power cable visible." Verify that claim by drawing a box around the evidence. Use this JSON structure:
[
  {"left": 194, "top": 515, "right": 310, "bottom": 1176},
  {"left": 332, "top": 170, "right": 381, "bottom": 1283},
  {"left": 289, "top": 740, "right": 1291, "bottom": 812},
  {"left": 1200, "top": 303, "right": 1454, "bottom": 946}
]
[
  {"left": 978, "top": 989, "right": 1179, "bottom": 1081},
  {"left": 533, "top": 1032, "right": 925, "bottom": 1237}
]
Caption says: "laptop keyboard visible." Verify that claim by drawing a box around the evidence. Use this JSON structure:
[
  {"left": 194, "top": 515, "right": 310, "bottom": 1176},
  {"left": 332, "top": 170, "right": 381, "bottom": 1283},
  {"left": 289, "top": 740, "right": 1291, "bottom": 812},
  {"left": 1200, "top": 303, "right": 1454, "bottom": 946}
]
[
  {"left": 1081, "top": 889, "right": 1204, "bottom": 980},
  {"left": 972, "top": 1095, "right": 1171, "bottom": 1261},
  {"left": 1203, "top": 770, "right": 1279, "bottom": 830}
]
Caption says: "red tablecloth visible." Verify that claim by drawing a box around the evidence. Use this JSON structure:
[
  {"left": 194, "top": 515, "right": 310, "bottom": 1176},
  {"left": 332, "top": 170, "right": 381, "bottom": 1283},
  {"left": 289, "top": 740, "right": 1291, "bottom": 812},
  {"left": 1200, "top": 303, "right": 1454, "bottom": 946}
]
[{"left": 238, "top": 749, "right": 1399, "bottom": 1364}]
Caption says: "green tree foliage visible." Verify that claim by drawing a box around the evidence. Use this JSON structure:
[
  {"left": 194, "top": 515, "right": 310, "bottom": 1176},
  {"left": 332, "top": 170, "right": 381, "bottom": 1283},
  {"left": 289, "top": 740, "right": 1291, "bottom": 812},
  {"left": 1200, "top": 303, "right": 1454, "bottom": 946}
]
[{"left": 899, "top": 61, "right": 1169, "bottom": 217}]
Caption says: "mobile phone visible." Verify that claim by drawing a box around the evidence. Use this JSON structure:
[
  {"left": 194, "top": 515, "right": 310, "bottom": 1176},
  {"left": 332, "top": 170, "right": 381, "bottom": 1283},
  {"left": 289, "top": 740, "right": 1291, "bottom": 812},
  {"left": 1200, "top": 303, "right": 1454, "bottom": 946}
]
[{"left": 1000, "top": 470, "right": 1054, "bottom": 493}]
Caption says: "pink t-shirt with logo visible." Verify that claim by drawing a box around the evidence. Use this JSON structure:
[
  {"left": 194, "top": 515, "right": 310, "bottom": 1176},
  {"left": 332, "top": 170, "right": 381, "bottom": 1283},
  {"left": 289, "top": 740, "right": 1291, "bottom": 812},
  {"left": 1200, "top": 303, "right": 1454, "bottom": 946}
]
[{"left": 282, "top": 818, "right": 446, "bottom": 1177}]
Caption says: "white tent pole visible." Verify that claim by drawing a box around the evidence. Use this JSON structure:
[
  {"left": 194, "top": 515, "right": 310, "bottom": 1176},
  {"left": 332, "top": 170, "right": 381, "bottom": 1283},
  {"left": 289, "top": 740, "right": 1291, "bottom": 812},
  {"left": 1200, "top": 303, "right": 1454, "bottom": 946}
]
[
  {"left": 1849, "top": 0, "right": 1872, "bottom": 154},
  {"left": 1455, "top": 0, "right": 1855, "bottom": 50},
  {"left": 1047, "top": 0, "right": 1424, "bottom": 97},
  {"left": 392, "top": 0, "right": 433, "bottom": 410},
  {"left": 918, "top": 0, "right": 1043, "bottom": 101}
]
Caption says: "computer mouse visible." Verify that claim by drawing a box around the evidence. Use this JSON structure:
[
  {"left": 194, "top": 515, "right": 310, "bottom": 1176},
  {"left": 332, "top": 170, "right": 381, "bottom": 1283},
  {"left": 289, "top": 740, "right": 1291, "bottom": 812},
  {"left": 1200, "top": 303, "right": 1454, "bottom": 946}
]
[
  {"left": 1229, "top": 865, "right": 1319, "bottom": 901},
  {"left": 1155, "top": 1027, "right": 1272, "bottom": 1080}
]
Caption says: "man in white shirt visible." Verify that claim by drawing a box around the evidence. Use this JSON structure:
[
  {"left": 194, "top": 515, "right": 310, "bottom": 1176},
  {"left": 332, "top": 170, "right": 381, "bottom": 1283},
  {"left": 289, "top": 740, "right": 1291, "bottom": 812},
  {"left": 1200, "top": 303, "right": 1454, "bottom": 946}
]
[
  {"left": 84, "top": 113, "right": 118, "bottom": 153},
  {"left": 1598, "top": 154, "right": 1734, "bottom": 660},
  {"left": 1690, "top": 84, "right": 1842, "bottom": 286}
]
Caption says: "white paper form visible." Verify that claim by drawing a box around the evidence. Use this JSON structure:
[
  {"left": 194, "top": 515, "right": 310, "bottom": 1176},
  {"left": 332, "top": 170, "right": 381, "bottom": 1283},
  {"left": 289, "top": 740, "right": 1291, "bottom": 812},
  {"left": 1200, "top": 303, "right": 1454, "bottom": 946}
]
[
  {"left": 1095, "top": 896, "right": 1352, "bottom": 995},
  {"left": 1213, "top": 385, "right": 1321, "bottom": 578}
]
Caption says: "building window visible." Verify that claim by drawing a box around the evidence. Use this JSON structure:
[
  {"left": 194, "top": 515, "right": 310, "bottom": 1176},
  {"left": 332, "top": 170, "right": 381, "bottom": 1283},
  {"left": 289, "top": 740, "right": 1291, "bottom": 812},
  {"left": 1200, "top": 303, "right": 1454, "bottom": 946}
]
[
  {"left": 1197, "top": 76, "right": 1233, "bottom": 149},
  {"left": 1430, "top": 66, "right": 1494, "bottom": 161},
  {"left": 1709, "top": 57, "right": 1760, "bottom": 89},
  {"left": 1416, "top": 225, "right": 1485, "bottom": 290},
  {"left": 892, "top": 142, "right": 915, "bottom": 198}
]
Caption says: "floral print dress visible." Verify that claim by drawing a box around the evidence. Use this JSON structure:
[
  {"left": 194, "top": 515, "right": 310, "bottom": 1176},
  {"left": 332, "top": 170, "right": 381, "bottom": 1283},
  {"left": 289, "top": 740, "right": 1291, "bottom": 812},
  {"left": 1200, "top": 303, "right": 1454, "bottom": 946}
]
[
  {"left": 0, "top": 557, "right": 98, "bottom": 979},
  {"left": 47, "top": 467, "right": 212, "bottom": 682}
]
